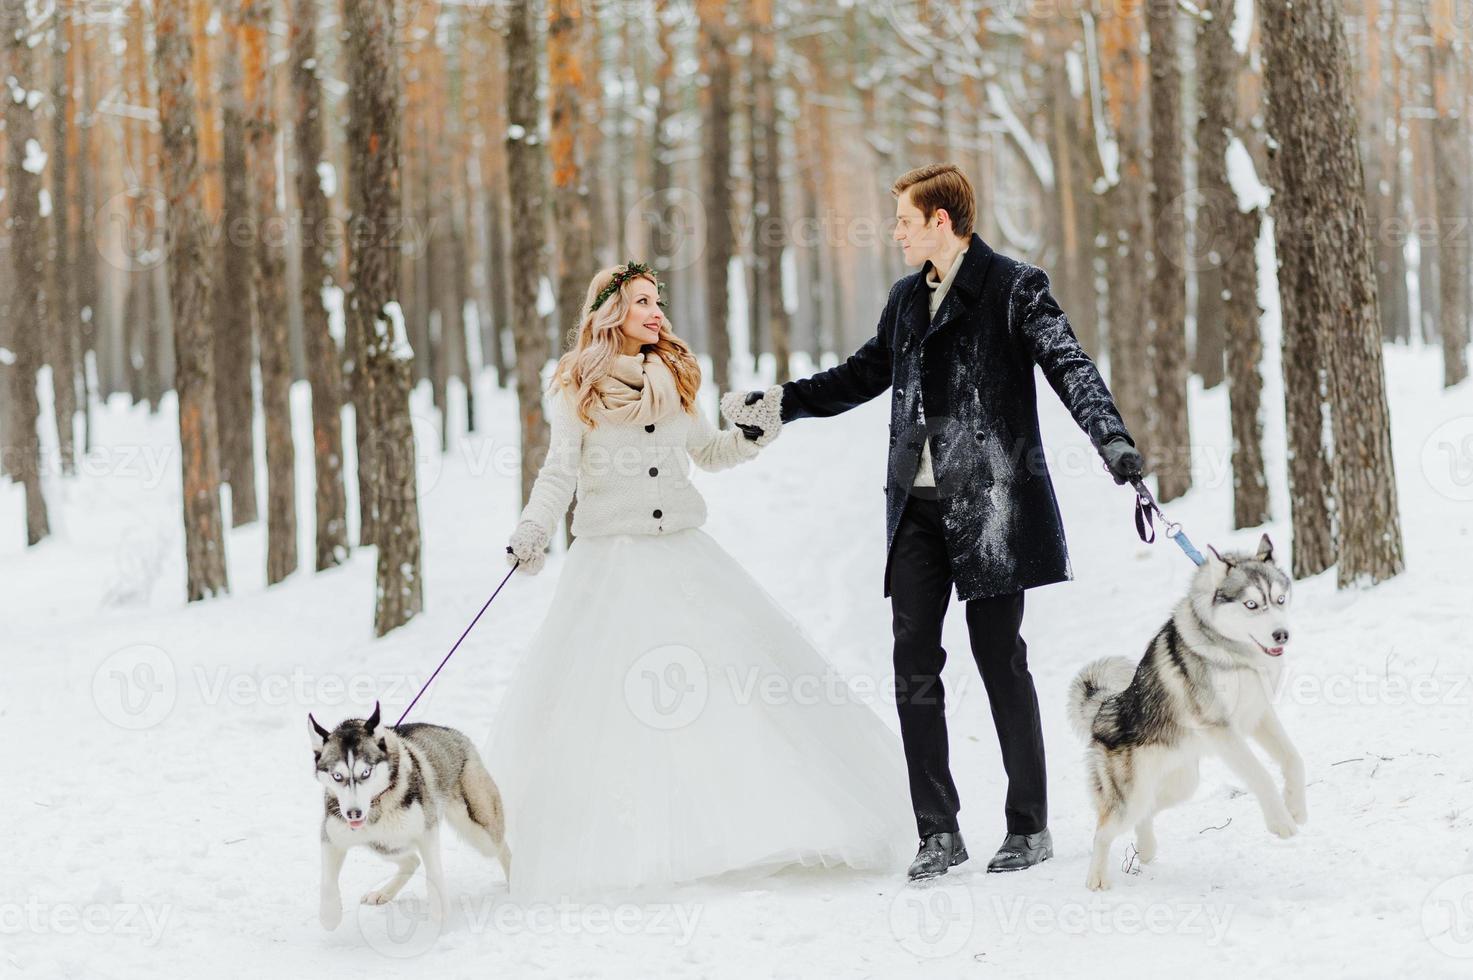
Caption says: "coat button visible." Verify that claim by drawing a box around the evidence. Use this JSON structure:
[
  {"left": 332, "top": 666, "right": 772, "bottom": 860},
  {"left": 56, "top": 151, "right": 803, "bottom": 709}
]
[
  {"left": 649, "top": 467, "right": 658, "bottom": 477},
  {"left": 974, "top": 431, "right": 984, "bottom": 441},
  {"left": 896, "top": 387, "right": 904, "bottom": 397},
  {"left": 645, "top": 423, "right": 655, "bottom": 433},
  {"left": 653, "top": 509, "right": 662, "bottom": 518}
]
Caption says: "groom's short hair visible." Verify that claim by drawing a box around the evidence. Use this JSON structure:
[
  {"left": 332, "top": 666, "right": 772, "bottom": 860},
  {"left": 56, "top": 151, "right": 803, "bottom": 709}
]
[{"left": 892, "top": 163, "right": 975, "bottom": 239}]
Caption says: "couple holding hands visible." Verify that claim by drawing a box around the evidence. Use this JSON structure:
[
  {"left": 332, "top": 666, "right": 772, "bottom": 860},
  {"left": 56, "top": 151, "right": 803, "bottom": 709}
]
[{"left": 493, "top": 162, "right": 1144, "bottom": 901}]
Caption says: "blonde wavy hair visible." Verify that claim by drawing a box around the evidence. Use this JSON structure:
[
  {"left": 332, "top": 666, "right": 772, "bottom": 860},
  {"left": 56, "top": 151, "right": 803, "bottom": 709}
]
[{"left": 551, "top": 264, "right": 702, "bottom": 428}]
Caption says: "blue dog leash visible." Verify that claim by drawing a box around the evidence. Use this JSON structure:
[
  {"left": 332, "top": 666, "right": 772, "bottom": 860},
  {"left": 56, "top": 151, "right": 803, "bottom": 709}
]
[{"left": 1129, "top": 477, "right": 1206, "bottom": 567}]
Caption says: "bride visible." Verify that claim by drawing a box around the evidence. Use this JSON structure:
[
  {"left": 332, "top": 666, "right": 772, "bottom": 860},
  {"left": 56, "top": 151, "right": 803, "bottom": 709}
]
[{"left": 489, "top": 261, "right": 914, "bottom": 901}]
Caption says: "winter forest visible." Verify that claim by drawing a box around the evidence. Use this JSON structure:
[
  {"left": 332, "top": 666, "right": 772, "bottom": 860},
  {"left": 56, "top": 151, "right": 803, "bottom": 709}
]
[{"left": 4, "top": 0, "right": 1473, "bottom": 976}]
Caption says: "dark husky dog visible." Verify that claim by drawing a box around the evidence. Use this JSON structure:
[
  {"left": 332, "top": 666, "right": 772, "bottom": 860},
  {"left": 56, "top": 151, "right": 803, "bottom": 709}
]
[
  {"left": 1067, "top": 534, "right": 1306, "bottom": 890},
  {"left": 310, "top": 702, "right": 510, "bottom": 928}
]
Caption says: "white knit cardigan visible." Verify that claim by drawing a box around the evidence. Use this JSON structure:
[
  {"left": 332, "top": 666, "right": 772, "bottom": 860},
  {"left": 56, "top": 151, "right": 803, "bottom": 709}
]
[{"left": 517, "top": 383, "right": 762, "bottom": 538}]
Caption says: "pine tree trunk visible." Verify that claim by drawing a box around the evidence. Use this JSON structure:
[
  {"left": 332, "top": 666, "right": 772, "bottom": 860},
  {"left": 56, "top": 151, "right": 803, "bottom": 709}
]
[
  {"left": 751, "top": 0, "right": 790, "bottom": 383},
  {"left": 698, "top": 0, "right": 735, "bottom": 393},
  {"left": 507, "top": 0, "right": 552, "bottom": 514},
  {"left": 1099, "top": 9, "right": 1151, "bottom": 444},
  {"left": 49, "top": 6, "right": 79, "bottom": 475},
  {"left": 549, "top": 0, "right": 593, "bottom": 357},
  {"left": 243, "top": 0, "right": 298, "bottom": 584},
  {"left": 290, "top": 0, "right": 349, "bottom": 571},
  {"left": 156, "top": 0, "right": 230, "bottom": 600},
  {"left": 476, "top": 8, "right": 511, "bottom": 389},
  {"left": 1414, "top": 36, "right": 1441, "bottom": 346},
  {"left": 215, "top": 9, "right": 259, "bottom": 527},
  {"left": 346, "top": 0, "right": 423, "bottom": 635},
  {"left": 1261, "top": 0, "right": 1404, "bottom": 588},
  {"left": 1146, "top": 0, "right": 1191, "bottom": 503},
  {"left": 6, "top": 1, "right": 52, "bottom": 547},
  {"left": 1430, "top": 1, "right": 1471, "bottom": 387},
  {"left": 1200, "top": 0, "right": 1269, "bottom": 530},
  {"left": 1362, "top": 0, "right": 1411, "bottom": 344}
]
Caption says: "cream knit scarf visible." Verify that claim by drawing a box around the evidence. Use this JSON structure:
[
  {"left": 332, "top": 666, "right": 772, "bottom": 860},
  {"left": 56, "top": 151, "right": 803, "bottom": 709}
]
[{"left": 588, "top": 350, "right": 677, "bottom": 425}]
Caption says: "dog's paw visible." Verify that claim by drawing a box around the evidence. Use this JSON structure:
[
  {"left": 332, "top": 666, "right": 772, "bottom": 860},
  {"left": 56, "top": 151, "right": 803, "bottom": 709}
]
[
  {"left": 1134, "top": 837, "right": 1157, "bottom": 864},
  {"left": 1285, "top": 789, "right": 1308, "bottom": 825},
  {"left": 1264, "top": 809, "right": 1298, "bottom": 839},
  {"left": 361, "top": 889, "right": 396, "bottom": 906},
  {"left": 1085, "top": 869, "right": 1112, "bottom": 891},
  {"left": 319, "top": 896, "right": 343, "bottom": 930}
]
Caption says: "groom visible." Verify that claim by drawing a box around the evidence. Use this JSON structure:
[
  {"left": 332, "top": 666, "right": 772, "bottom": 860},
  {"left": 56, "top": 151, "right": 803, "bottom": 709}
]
[{"left": 723, "top": 163, "right": 1143, "bottom": 880}]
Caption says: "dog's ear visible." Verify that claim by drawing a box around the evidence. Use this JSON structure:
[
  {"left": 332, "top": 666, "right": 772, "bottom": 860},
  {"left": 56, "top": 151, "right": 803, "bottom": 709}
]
[
  {"left": 1206, "top": 543, "right": 1234, "bottom": 570},
  {"left": 1255, "top": 533, "right": 1274, "bottom": 563},
  {"left": 364, "top": 701, "right": 381, "bottom": 735},
  {"left": 309, "top": 713, "right": 330, "bottom": 753}
]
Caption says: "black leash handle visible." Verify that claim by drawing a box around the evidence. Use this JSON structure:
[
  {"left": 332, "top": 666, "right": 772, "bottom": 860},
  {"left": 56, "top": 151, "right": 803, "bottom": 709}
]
[{"left": 1129, "top": 477, "right": 1207, "bottom": 567}]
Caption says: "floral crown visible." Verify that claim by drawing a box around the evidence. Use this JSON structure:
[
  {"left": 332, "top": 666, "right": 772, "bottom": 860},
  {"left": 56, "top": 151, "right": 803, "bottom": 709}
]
[{"left": 589, "top": 260, "right": 667, "bottom": 316}]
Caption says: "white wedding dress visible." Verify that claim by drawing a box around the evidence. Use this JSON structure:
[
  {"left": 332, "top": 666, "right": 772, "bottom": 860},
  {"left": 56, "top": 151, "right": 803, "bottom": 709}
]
[{"left": 485, "top": 526, "right": 915, "bottom": 901}]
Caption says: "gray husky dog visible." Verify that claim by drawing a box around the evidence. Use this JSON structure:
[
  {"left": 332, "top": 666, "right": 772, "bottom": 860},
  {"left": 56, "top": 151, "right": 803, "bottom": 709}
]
[
  {"left": 309, "top": 703, "right": 510, "bottom": 928},
  {"left": 1067, "top": 533, "right": 1306, "bottom": 891}
]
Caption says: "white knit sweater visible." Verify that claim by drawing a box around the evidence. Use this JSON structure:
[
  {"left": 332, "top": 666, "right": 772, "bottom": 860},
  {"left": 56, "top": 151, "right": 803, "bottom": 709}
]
[{"left": 517, "top": 384, "right": 762, "bottom": 538}]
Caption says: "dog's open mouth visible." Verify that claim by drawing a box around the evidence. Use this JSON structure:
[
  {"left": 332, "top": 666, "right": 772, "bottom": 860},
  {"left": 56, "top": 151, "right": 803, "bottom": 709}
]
[{"left": 1254, "top": 639, "right": 1285, "bottom": 658}]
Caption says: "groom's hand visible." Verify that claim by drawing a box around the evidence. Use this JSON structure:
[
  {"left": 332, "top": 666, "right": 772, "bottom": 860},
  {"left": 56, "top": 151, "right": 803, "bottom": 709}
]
[{"left": 1101, "top": 436, "right": 1143, "bottom": 485}]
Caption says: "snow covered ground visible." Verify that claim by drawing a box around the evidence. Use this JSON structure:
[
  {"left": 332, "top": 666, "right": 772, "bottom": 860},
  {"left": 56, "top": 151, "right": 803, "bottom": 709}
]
[{"left": 4, "top": 337, "right": 1472, "bottom": 978}]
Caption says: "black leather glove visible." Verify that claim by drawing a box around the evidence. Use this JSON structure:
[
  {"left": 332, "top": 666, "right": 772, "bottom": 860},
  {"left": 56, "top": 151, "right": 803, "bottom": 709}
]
[
  {"left": 737, "top": 423, "right": 763, "bottom": 441},
  {"left": 1101, "top": 436, "right": 1143, "bottom": 486}
]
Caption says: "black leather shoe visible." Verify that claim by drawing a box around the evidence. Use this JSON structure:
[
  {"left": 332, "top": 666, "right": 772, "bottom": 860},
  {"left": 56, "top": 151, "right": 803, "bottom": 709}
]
[
  {"left": 907, "top": 832, "right": 969, "bottom": 881},
  {"left": 986, "top": 828, "right": 1053, "bottom": 872}
]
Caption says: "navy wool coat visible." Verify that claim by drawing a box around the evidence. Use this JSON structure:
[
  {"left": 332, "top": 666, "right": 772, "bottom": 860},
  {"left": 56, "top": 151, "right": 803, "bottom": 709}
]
[{"left": 778, "top": 233, "right": 1135, "bottom": 602}]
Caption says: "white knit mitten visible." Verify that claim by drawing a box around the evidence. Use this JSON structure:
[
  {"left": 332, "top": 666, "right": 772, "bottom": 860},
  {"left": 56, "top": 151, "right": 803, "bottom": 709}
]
[
  {"left": 506, "top": 521, "right": 549, "bottom": 575},
  {"left": 720, "top": 385, "right": 784, "bottom": 447}
]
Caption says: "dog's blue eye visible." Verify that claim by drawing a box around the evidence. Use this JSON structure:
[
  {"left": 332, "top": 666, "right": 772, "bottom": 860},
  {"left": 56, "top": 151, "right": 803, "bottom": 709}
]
[
  {"left": 1275, "top": 595, "right": 1286, "bottom": 605},
  {"left": 1244, "top": 600, "right": 1258, "bottom": 610},
  {"left": 360, "top": 768, "right": 372, "bottom": 780},
  {"left": 332, "top": 773, "right": 344, "bottom": 782}
]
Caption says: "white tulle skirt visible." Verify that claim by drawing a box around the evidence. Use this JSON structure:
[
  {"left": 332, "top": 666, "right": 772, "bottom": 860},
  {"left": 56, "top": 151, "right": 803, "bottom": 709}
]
[{"left": 485, "top": 526, "right": 915, "bottom": 902}]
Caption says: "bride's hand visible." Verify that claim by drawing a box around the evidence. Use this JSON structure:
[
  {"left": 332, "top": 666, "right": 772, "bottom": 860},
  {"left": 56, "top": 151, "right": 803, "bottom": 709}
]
[
  {"left": 720, "top": 386, "right": 784, "bottom": 447},
  {"left": 506, "top": 521, "right": 549, "bottom": 575}
]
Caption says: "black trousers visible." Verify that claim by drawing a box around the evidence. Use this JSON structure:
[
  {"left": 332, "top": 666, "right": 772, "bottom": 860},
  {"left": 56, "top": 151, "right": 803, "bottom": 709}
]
[{"left": 889, "top": 495, "right": 1047, "bottom": 838}]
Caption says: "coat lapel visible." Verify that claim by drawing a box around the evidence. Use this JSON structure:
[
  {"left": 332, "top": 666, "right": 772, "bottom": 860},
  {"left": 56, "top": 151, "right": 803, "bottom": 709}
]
[{"left": 912, "top": 233, "right": 995, "bottom": 346}]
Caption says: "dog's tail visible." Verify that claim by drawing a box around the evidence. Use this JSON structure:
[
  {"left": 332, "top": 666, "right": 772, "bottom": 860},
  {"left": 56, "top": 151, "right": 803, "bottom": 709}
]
[{"left": 1067, "top": 657, "right": 1135, "bottom": 741}]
